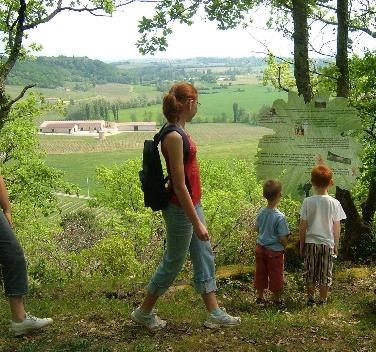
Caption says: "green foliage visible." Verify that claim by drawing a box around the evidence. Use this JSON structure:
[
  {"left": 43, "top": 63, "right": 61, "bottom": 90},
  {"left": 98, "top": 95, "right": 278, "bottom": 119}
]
[
  {"left": 262, "top": 54, "right": 296, "bottom": 91},
  {"left": 0, "top": 94, "right": 78, "bottom": 215},
  {"left": 91, "top": 160, "right": 144, "bottom": 212},
  {"left": 11, "top": 204, "right": 65, "bottom": 285},
  {"left": 137, "top": 0, "right": 259, "bottom": 54},
  {"left": 91, "top": 158, "right": 304, "bottom": 268},
  {"left": 89, "top": 234, "right": 141, "bottom": 278}
]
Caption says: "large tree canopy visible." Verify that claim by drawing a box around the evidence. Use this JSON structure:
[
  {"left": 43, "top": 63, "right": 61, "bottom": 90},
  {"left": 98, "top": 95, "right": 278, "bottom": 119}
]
[
  {"left": 0, "top": 0, "right": 159, "bottom": 127},
  {"left": 137, "top": 0, "right": 375, "bottom": 55}
]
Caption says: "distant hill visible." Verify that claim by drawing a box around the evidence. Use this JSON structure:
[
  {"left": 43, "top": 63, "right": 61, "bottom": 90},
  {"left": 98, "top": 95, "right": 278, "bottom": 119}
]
[
  {"left": 6, "top": 55, "right": 268, "bottom": 90},
  {"left": 6, "top": 56, "right": 130, "bottom": 89}
]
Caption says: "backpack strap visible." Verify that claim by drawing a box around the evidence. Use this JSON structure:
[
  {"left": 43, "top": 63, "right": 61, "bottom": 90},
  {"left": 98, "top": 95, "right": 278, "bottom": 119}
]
[
  {"left": 154, "top": 123, "right": 190, "bottom": 162},
  {"left": 155, "top": 123, "right": 191, "bottom": 194}
]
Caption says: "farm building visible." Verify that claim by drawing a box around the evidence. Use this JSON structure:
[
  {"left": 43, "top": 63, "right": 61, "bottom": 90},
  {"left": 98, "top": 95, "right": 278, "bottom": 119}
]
[
  {"left": 39, "top": 120, "right": 156, "bottom": 134},
  {"left": 40, "top": 120, "right": 105, "bottom": 134},
  {"left": 114, "top": 122, "right": 156, "bottom": 132}
]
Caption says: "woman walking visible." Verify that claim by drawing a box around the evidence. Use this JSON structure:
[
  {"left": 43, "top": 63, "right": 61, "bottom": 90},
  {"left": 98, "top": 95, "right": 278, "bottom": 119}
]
[{"left": 131, "top": 82, "right": 241, "bottom": 331}]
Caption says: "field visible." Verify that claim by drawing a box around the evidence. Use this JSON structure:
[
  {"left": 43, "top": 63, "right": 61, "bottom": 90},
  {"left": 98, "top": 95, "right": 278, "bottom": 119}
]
[
  {"left": 6, "top": 83, "right": 159, "bottom": 102},
  {"left": 31, "top": 79, "right": 283, "bottom": 195},
  {"left": 7, "top": 80, "right": 286, "bottom": 124},
  {"left": 42, "top": 124, "right": 272, "bottom": 193},
  {"left": 108, "top": 84, "right": 286, "bottom": 123}
]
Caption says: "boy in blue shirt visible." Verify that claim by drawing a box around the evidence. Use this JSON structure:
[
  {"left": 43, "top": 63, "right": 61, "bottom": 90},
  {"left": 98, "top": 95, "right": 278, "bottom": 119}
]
[{"left": 254, "top": 180, "right": 290, "bottom": 305}]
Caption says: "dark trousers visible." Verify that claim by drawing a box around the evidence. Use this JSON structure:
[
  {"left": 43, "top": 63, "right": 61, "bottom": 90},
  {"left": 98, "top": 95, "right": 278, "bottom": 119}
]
[{"left": 0, "top": 211, "right": 28, "bottom": 296}]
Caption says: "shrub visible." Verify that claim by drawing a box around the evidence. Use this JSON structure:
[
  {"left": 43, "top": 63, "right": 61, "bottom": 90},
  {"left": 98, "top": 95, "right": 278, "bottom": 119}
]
[{"left": 55, "top": 209, "right": 106, "bottom": 252}]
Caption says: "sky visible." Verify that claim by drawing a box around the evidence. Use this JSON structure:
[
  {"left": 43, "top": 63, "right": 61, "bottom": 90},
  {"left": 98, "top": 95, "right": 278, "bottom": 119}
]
[{"left": 24, "top": 2, "right": 374, "bottom": 62}]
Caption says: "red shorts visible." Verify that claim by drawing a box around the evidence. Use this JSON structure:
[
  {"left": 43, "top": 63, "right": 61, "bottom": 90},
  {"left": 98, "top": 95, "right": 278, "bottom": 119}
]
[{"left": 254, "top": 244, "right": 284, "bottom": 293}]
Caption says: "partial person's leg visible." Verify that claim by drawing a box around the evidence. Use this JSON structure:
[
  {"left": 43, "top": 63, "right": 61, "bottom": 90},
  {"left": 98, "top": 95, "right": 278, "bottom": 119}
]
[
  {"left": 254, "top": 245, "right": 268, "bottom": 301},
  {"left": 306, "top": 284, "right": 315, "bottom": 300},
  {"left": 9, "top": 297, "right": 26, "bottom": 322},
  {"left": 201, "top": 291, "right": 218, "bottom": 312},
  {"left": 304, "top": 243, "right": 317, "bottom": 303},
  {"left": 145, "top": 203, "right": 194, "bottom": 306},
  {"left": 132, "top": 203, "right": 194, "bottom": 331},
  {"left": 319, "top": 285, "right": 329, "bottom": 301},
  {"left": 189, "top": 205, "right": 217, "bottom": 309},
  {"left": 0, "top": 212, "right": 52, "bottom": 335},
  {"left": 267, "top": 249, "right": 284, "bottom": 303},
  {"left": 0, "top": 211, "right": 28, "bottom": 321},
  {"left": 317, "top": 244, "right": 333, "bottom": 303},
  {"left": 189, "top": 205, "right": 240, "bottom": 328}
]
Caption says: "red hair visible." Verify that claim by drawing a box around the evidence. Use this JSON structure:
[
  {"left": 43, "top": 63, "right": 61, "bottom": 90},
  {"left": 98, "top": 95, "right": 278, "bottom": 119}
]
[
  {"left": 311, "top": 165, "right": 333, "bottom": 188},
  {"left": 163, "top": 82, "right": 198, "bottom": 123}
]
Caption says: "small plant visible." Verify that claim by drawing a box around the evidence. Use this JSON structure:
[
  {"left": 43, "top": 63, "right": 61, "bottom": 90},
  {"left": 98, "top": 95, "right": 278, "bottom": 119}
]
[{"left": 55, "top": 209, "right": 106, "bottom": 252}]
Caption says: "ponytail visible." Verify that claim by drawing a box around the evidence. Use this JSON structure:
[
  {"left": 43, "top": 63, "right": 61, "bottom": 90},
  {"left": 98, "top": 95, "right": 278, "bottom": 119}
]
[{"left": 162, "top": 82, "right": 198, "bottom": 122}]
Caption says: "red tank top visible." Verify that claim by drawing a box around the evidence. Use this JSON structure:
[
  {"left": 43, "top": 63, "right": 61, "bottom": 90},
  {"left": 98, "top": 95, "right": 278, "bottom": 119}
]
[{"left": 162, "top": 133, "right": 202, "bottom": 206}]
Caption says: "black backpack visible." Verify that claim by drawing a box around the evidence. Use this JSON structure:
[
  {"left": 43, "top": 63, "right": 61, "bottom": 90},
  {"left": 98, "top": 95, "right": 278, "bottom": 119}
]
[{"left": 139, "top": 124, "right": 190, "bottom": 211}]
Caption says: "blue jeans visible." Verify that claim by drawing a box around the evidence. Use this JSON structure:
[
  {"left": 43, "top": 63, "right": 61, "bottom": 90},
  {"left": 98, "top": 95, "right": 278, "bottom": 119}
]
[
  {"left": 0, "top": 211, "right": 28, "bottom": 296},
  {"left": 147, "top": 203, "right": 217, "bottom": 296}
]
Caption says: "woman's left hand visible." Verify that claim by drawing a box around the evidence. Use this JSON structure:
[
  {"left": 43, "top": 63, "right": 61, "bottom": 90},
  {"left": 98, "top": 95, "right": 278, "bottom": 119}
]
[{"left": 194, "top": 221, "right": 210, "bottom": 241}]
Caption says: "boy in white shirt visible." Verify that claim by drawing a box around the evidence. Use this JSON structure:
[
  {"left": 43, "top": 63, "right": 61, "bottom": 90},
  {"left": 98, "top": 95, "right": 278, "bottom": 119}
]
[{"left": 299, "top": 165, "right": 346, "bottom": 305}]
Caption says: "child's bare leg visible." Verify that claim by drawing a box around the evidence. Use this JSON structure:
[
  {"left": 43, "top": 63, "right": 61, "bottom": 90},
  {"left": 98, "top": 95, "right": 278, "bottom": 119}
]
[
  {"left": 319, "top": 285, "right": 329, "bottom": 301},
  {"left": 256, "top": 289, "right": 265, "bottom": 299},
  {"left": 306, "top": 283, "right": 315, "bottom": 300}
]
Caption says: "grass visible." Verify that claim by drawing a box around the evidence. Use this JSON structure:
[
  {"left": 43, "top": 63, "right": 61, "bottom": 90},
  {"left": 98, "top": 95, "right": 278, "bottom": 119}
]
[
  {"left": 5, "top": 83, "right": 159, "bottom": 103},
  {"left": 0, "top": 265, "right": 374, "bottom": 351},
  {"left": 42, "top": 124, "right": 272, "bottom": 193}
]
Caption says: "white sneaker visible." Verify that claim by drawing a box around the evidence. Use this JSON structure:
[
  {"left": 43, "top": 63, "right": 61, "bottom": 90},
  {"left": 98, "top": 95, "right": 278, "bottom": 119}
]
[
  {"left": 10, "top": 313, "right": 53, "bottom": 336},
  {"left": 131, "top": 307, "right": 166, "bottom": 332},
  {"left": 204, "top": 307, "right": 241, "bottom": 329}
]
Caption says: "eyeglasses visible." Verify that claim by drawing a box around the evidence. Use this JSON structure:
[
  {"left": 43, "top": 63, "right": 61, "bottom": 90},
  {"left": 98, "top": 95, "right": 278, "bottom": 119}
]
[{"left": 190, "top": 99, "right": 201, "bottom": 106}]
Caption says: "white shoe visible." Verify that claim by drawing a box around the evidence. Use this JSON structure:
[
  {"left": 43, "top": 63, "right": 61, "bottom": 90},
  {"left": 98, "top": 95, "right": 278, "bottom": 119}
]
[
  {"left": 204, "top": 307, "right": 241, "bottom": 329},
  {"left": 10, "top": 313, "right": 53, "bottom": 336},
  {"left": 131, "top": 307, "right": 166, "bottom": 332}
]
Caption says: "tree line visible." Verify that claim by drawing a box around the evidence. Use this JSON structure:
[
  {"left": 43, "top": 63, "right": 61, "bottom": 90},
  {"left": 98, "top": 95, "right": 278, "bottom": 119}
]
[{"left": 6, "top": 55, "right": 269, "bottom": 90}]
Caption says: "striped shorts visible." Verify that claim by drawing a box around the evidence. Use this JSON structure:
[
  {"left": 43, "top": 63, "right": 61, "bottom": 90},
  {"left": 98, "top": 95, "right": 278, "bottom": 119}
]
[{"left": 304, "top": 243, "right": 334, "bottom": 286}]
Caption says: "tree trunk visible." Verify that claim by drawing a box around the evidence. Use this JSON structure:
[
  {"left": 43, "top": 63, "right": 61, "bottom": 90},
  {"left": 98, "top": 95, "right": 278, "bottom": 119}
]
[
  {"left": 291, "top": 0, "right": 313, "bottom": 103},
  {"left": 361, "top": 154, "right": 376, "bottom": 224},
  {"left": 335, "top": 0, "right": 375, "bottom": 258},
  {"left": 335, "top": 186, "right": 373, "bottom": 261},
  {"left": 336, "top": 0, "right": 350, "bottom": 97}
]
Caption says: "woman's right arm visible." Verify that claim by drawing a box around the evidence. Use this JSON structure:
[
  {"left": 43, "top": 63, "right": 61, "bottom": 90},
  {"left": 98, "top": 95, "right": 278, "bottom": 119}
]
[{"left": 163, "top": 132, "right": 209, "bottom": 241}]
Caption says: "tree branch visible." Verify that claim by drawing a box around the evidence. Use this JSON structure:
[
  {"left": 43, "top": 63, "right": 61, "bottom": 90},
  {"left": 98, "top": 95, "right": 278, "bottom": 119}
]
[
  {"left": 24, "top": 0, "right": 162, "bottom": 30},
  {"left": 310, "top": 12, "right": 376, "bottom": 38},
  {"left": 5, "top": 84, "right": 35, "bottom": 110}
]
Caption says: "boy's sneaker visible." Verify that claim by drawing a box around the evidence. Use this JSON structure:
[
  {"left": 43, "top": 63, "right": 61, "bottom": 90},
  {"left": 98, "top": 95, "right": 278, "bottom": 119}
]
[
  {"left": 10, "top": 313, "right": 53, "bottom": 336},
  {"left": 317, "top": 299, "right": 328, "bottom": 305},
  {"left": 131, "top": 307, "right": 166, "bottom": 332},
  {"left": 204, "top": 307, "right": 241, "bottom": 329},
  {"left": 307, "top": 298, "right": 316, "bottom": 307}
]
